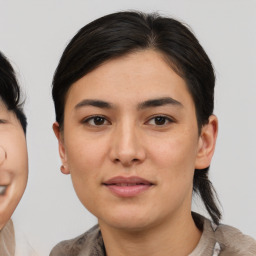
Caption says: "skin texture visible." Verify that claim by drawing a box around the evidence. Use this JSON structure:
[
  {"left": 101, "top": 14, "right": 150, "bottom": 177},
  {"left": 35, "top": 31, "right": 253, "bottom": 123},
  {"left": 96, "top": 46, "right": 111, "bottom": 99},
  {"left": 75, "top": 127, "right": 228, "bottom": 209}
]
[
  {"left": 54, "top": 50, "right": 218, "bottom": 256},
  {"left": 0, "top": 102, "right": 28, "bottom": 230}
]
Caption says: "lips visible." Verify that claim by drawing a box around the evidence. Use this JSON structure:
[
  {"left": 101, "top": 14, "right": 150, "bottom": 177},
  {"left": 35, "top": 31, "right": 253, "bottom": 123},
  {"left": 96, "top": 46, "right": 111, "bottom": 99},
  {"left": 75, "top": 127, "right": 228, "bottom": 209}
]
[{"left": 103, "top": 176, "right": 153, "bottom": 197}]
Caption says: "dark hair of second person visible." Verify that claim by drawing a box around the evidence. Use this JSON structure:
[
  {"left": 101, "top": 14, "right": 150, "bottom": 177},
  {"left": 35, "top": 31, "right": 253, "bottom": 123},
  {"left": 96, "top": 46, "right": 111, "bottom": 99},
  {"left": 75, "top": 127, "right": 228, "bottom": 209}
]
[{"left": 0, "top": 52, "right": 27, "bottom": 133}]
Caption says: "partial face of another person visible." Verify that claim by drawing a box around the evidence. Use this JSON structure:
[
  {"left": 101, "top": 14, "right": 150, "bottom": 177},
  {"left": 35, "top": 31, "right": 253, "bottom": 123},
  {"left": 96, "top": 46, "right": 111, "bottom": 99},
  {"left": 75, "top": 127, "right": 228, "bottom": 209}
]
[
  {"left": 0, "top": 101, "right": 28, "bottom": 230},
  {"left": 54, "top": 50, "right": 217, "bottom": 231}
]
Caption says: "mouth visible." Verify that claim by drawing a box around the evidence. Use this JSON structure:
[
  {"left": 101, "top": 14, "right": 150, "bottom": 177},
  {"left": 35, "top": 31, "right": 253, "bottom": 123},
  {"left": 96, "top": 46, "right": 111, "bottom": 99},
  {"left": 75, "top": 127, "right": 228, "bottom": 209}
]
[
  {"left": 103, "top": 176, "right": 153, "bottom": 197},
  {"left": 0, "top": 185, "right": 7, "bottom": 196}
]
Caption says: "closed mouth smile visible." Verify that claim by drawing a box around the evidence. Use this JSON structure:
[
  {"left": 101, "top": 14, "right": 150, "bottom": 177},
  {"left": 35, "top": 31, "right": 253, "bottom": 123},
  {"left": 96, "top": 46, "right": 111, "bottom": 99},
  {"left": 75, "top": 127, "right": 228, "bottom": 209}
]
[{"left": 103, "top": 176, "right": 153, "bottom": 197}]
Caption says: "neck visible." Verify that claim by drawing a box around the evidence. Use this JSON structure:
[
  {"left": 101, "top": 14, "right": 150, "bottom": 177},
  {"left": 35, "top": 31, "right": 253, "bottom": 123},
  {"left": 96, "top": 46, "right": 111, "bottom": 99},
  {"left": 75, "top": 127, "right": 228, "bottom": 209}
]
[{"left": 99, "top": 211, "right": 202, "bottom": 256}]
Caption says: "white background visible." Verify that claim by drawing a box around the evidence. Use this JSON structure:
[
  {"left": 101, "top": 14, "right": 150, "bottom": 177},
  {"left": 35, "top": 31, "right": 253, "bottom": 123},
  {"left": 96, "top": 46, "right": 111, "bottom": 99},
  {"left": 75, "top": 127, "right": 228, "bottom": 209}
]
[{"left": 0, "top": 0, "right": 256, "bottom": 255}]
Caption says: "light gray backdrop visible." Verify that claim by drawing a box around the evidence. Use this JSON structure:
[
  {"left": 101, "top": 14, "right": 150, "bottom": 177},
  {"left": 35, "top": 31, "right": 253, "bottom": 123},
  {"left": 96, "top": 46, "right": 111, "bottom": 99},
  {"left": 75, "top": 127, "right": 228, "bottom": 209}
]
[{"left": 1, "top": 0, "right": 255, "bottom": 255}]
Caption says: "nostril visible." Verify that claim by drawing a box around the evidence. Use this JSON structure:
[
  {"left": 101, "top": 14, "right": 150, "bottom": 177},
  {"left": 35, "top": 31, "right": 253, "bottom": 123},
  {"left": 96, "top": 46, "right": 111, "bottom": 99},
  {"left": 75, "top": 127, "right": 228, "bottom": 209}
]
[
  {"left": 113, "top": 157, "right": 140, "bottom": 165},
  {"left": 114, "top": 158, "right": 120, "bottom": 163}
]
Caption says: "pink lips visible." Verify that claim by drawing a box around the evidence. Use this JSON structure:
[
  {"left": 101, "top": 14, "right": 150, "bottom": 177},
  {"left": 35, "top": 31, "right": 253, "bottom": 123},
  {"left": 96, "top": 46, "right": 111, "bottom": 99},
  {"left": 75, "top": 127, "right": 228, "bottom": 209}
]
[{"left": 103, "top": 176, "right": 153, "bottom": 197}]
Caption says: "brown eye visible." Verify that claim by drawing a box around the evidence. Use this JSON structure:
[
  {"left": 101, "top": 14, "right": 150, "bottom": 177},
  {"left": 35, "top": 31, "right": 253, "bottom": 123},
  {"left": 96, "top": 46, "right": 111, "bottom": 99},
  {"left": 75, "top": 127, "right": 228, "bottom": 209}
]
[
  {"left": 93, "top": 116, "right": 105, "bottom": 125},
  {"left": 154, "top": 116, "right": 167, "bottom": 125},
  {"left": 83, "top": 116, "right": 109, "bottom": 126},
  {"left": 147, "top": 115, "right": 173, "bottom": 126}
]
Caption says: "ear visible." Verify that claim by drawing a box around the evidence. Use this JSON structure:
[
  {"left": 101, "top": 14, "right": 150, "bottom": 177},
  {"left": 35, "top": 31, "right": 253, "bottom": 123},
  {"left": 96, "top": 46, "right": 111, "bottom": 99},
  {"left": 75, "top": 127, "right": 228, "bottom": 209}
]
[
  {"left": 195, "top": 115, "right": 218, "bottom": 169},
  {"left": 52, "top": 122, "right": 70, "bottom": 175}
]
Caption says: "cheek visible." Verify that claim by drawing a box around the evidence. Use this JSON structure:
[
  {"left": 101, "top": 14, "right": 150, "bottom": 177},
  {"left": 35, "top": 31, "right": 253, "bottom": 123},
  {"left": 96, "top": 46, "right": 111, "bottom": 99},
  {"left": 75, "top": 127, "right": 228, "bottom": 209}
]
[
  {"left": 151, "top": 143, "right": 196, "bottom": 213},
  {"left": 66, "top": 136, "right": 108, "bottom": 170},
  {"left": 66, "top": 139, "right": 106, "bottom": 213},
  {"left": 11, "top": 139, "right": 28, "bottom": 207},
  {"left": 12, "top": 137, "right": 28, "bottom": 177},
  {"left": 146, "top": 130, "right": 198, "bottom": 197},
  {"left": 16, "top": 150, "right": 28, "bottom": 177},
  {"left": 3, "top": 131, "right": 28, "bottom": 181},
  {"left": 147, "top": 131, "right": 199, "bottom": 171},
  {"left": 65, "top": 136, "right": 109, "bottom": 195}
]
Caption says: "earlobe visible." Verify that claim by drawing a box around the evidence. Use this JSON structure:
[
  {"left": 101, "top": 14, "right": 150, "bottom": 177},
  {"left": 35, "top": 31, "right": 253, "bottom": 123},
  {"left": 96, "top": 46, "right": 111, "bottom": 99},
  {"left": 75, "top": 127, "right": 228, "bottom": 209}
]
[
  {"left": 195, "top": 115, "right": 218, "bottom": 169},
  {"left": 60, "top": 164, "right": 69, "bottom": 175},
  {"left": 52, "top": 122, "right": 70, "bottom": 175}
]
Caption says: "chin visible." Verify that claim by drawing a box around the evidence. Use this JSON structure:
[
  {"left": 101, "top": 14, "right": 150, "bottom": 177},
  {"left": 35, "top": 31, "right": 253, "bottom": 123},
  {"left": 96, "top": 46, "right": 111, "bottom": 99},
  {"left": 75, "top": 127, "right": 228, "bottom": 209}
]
[
  {"left": 103, "top": 220, "right": 151, "bottom": 232},
  {"left": 98, "top": 209, "right": 156, "bottom": 232}
]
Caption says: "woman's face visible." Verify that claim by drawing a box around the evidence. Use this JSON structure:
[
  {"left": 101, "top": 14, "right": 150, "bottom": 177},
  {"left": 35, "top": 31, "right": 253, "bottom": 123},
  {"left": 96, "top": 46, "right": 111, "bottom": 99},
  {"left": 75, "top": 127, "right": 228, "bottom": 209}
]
[
  {"left": 54, "top": 50, "right": 216, "bottom": 231},
  {"left": 0, "top": 102, "right": 28, "bottom": 229}
]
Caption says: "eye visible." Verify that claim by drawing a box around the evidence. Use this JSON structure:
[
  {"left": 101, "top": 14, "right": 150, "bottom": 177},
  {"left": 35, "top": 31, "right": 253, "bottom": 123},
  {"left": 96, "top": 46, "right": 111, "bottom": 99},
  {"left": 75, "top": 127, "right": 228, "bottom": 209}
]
[
  {"left": 146, "top": 116, "right": 173, "bottom": 126},
  {"left": 83, "top": 116, "right": 110, "bottom": 126}
]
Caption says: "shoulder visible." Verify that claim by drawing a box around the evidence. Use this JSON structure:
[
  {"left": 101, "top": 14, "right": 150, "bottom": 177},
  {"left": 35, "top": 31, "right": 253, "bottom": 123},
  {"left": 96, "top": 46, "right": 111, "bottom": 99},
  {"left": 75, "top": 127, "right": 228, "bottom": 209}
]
[
  {"left": 0, "top": 219, "right": 15, "bottom": 256},
  {"left": 192, "top": 213, "right": 256, "bottom": 256},
  {"left": 215, "top": 223, "right": 256, "bottom": 255},
  {"left": 50, "top": 225, "right": 104, "bottom": 256}
]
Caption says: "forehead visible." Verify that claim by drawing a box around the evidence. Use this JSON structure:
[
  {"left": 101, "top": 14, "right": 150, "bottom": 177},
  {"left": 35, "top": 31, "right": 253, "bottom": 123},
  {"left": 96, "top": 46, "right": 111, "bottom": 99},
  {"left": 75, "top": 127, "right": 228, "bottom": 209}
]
[{"left": 65, "top": 50, "right": 194, "bottom": 110}]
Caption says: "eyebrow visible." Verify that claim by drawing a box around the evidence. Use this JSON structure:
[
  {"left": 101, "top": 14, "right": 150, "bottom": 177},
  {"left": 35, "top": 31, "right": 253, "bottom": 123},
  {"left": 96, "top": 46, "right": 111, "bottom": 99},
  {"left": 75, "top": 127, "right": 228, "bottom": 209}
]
[
  {"left": 75, "top": 99, "right": 112, "bottom": 109},
  {"left": 75, "top": 97, "right": 183, "bottom": 110},
  {"left": 138, "top": 97, "right": 183, "bottom": 110}
]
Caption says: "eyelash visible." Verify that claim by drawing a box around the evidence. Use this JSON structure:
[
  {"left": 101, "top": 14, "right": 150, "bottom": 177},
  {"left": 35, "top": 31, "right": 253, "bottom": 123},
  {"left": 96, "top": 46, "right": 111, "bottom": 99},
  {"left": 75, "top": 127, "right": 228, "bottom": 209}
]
[{"left": 82, "top": 115, "right": 174, "bottom": 127}]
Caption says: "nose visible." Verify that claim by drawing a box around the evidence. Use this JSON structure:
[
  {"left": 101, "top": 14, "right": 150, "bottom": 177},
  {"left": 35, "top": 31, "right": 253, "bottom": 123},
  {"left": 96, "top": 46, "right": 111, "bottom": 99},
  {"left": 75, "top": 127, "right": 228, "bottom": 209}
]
[
  {"left": 109, "top": 122, "right": 146, "bottom": 167},
  {"left": 0, "top": 146, "right": 6, "bottom": 165}
]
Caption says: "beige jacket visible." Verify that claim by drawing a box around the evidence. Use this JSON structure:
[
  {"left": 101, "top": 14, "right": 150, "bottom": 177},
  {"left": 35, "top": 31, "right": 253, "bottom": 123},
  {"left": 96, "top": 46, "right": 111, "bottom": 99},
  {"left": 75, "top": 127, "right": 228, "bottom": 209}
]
[
  {"left": 0, "top": 219, "right": 38, "bottom": 256},
  {"left": 50, "top": 214, "right": 256, "bottom": 256},
  {"left": 0, "top": 220, "right": 15, "bottom": 256}
]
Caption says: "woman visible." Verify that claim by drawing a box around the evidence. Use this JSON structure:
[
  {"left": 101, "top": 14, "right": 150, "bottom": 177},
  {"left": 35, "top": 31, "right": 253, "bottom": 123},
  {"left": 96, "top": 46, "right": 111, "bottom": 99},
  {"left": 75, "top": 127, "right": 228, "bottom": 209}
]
[
  {"left": 0, "top": 51, "right": 37, "bottom": 256},
  {"left": 50, "top": 11, "right": 256, "bottom": 256},
  {"left": 0, "top": 50, "right": 28, "bottom": 256}
]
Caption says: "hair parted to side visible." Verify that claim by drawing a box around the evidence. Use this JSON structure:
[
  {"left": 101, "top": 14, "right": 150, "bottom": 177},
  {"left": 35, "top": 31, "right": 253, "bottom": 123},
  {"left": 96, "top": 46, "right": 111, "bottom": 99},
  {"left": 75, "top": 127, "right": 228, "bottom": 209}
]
[
  {"left": 52, "top": 11, "right": 221, "bottom": 224},
  {"left": 0, "top": 51, "right": 27, "bottom": 133}
]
